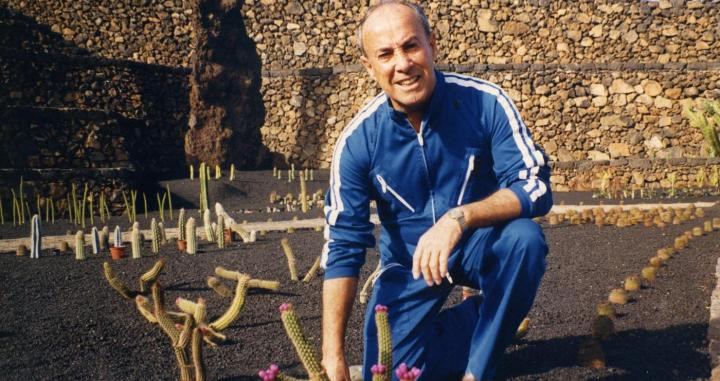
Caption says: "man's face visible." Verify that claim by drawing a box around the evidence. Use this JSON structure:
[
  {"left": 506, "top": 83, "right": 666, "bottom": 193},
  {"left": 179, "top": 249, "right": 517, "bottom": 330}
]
[{"left": 360, "top": 4, "right": 437, "bottom": 116}]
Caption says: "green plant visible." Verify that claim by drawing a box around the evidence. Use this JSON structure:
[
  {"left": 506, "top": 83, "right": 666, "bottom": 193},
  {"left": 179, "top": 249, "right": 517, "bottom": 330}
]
[
  {"left": 667, "top": 172, "right": 678, "bottom": 197},
  {"left": 207, "top": 276, "right": 232, "bottom": 298},
  {"left": 103, "top": 261, "right": 133, "bottom": 299},
  {"left": 88, "top": 194, "right": 94, "bottom": 226},
  {"left": 151, "top": 218, "right": 160, "bottom": 254},
  {"left": 684, "top": 101, "right": 720, "bottom": 157},
  {"left": 156, "top": 192, "right": 166, "bottom": 222},
  {"left": 215, "top": 164, "right": 221, "bottom": 179},
  {"left": 302, "top": 255, "right": 322, "bottom": 283},
  {"left": 300, "top": 175, "right": 308, "bottom": 213},
  {"left": 203, "top": 209, "right": 214, "bottom": 242},
  {"left": 186, "top": 217, "right": 197, "bottom": 255},
  {"left": 75, "top": 230, "right": 85, "bottom": 260},
  {"left": 374, "top": 305, "right": 392, "bottom": 380},
  {"left": 199, "top": 163, "right": 209, "bottom": 214},
  {"left": 139, "top": 259, "right": 165, "bottom": 294},
  {"left": 81, "top": 183, "right": 88, "bottom": 228},
  {"left": 229, "top": 164, "right": 235, "bottom": 181},
  {"left": 143, "top": 192, "right": 148, "bottom": 220},
  {"left": 131, "top": 223, "right": 142, "bottom": 259},
  {"left": 279, "top": 303, "right": 329, "bottom": 381},
  {"left": 189, "top": 164, "right": 194, "bottom": 180},
  {"left": 91, "top": 226, "right": 100, "bottom": 255},
  {"left": 281, "top": 238, "right": 299, "bottom": 281},
  {"left": 178, "top": 208, "right": 187, "bottom": 241},
  {"left": 209, "top": 273, "right": 250, "bottom": 331},
  {"left": 216, "top": 215, "right": 225, "bottom": 249}
]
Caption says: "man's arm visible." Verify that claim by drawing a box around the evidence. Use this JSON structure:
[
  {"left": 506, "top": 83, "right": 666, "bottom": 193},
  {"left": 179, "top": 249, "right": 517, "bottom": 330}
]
[
  {"left": 322, "top": 277, "right": 358, "bottom": 381},
  {"left": 412, "top": 188, "right": 521, "bottom": 285}
]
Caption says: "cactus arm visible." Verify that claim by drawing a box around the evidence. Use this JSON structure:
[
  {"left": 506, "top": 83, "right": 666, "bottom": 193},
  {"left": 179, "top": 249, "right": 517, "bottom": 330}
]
[
  {"left": 302, "top": 255, "right": 322, "bottom": 283},
  {"left": 176, "top": 297, "right": 199, "bottom": 315},
  {"left": 207, "top": 276, "right": 232, "bottom": 297},
  {"left": 191, "top": 327, "right": 205, "bottom": 381},
  {"left": 139, "top": 259, "right": 165, "bottom": 293},
  {"left": 374, "top": 305, "right": 392, "bottom": 379},
  {"left": 215, "top": 266, "right": 242, "bottom": 280},
  {"left": 279, "top": 304, "right": 328, "bottom": 381},
  {"left": 102, "top": 262, "right": 133, "bottom": 299},
  {"left": 135, "top": 295, "right": 158, "bottom": 323},
  {"left": 151, "top": 282, "right": 181, "bottom": 345},
  {"left": 209, "top": 274, "right": 250, "bottom": 331},
  {"left": 281, "top": 238, "right": 299, "bottom": 281},
  {"left": 173, "top": 347, "right": 192, "bottom": 381},
  {"left": 248, "top": 279, "right": 281, "bottom": 291}
]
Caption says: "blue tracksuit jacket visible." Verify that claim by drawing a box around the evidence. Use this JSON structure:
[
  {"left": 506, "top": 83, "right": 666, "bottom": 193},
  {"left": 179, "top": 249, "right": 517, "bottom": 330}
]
[{"left": 322, "top": 71, "right": 552, "bottom": 277}]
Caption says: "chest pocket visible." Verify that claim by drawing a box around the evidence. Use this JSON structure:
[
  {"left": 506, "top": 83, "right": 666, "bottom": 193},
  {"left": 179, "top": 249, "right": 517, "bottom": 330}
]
[
  {"left": 371, "top": 171, "right": 416, "bottom": 218},
  {"left": 453, "top": 147, "right": 492, "bottom": 206}
]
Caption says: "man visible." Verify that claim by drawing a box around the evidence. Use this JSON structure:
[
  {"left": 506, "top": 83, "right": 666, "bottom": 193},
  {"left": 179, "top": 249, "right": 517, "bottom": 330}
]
[{"left": 321, "top": 1, "right": 552, "bottom": 380}]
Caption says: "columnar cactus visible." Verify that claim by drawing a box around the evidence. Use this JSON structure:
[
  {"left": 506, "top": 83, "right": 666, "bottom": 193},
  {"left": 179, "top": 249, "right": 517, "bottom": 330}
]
[
  {"left": 75, "top": 230, "right": 85, "bottom": 260},
  {"left": 281, "top": 238, "right": 299, "bottom": 281},
  {"left": 158, "top": 221, "right": 167, "bottom": 244},
  {"left": 300, "top": 175, "right": 308, "bottom": 213},
  {"left": 375, "top": 305, "right": 392, "bottom": 380},
  {"left": 209, "top": 274, "right": 250, "bottom": 331},
  {"left": 203, "top": 209, "right": 214, "bottom": 242},
  {"left": 91, "top": 226, "right": 100, "bottom": 255},
  {"left": 30, "top": 214, "right": 41, "bottom": 259},
  {"left": 100, "top": 226, "right": 109, "bottom": 249},
  {"left": 113, "top": 225, "right": 123, "bottom": 248},
  {"left": 131, "top": 224, "right": 142, "bottom": 259},
  {"left": 178, "top": 208, "right": 187, "bottom": 241},
  {"left": 216, "top": 215, "right": 225, "bottom": 249},
  {"left": 302, "top": 255, "right": 322, "bottom": 283},
  {"left": 151, "top": 218, "right": 160, "bottom": 254},
  {"left": 139, "top": 259, "right": 165, "bottom": 294},
  {"left": 279, "top": 303, "right": 328, "bottom": 381},
  {"left": 186, "top": 217, "right": 197, "bottom": 255},
  {"left": 103, "top": 261, "right": 133, "bottom": 299}
]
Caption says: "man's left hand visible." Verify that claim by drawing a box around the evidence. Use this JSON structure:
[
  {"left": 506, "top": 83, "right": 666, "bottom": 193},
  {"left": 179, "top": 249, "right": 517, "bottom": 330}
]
[{"left": 412, "top": 212, "right": 463, "bottom": 286}]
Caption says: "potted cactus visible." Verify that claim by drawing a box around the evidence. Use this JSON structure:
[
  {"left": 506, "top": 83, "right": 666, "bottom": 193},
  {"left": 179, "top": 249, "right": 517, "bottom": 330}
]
[{"left": 110, "top": 225, "right": 125, "bottom": 260}]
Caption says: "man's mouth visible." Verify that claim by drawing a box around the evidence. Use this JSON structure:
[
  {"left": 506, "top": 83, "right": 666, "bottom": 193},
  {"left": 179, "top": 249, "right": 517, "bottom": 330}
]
[{"left": 396, "top": 76, "right": 420, "bottom": 87}]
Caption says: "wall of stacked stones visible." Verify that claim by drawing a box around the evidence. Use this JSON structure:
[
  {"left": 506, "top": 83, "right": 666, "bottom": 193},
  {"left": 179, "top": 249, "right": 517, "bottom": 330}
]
[{"left": 2, "top": 0, "right": 720, "bottom": 192}]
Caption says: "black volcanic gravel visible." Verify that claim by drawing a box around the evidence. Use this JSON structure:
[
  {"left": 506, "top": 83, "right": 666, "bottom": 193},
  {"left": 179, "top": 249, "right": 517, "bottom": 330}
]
[{"left": 0, "top": 172, "right": 718, "bottom": 380}]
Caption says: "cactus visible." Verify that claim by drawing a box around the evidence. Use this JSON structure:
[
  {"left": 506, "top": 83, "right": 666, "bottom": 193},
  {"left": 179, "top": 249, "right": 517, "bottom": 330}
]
[
  {"left": 135, "top": 295, "right": 158, "bottom": 323},
  {"left": 210, "top": 274, "right": 250, "bottom": 331},
  {"left": 139, "top": 259, "right": 165, "bottom": 294},
  {"left": 596, "top": 302, "right": 615, "bottom": 318},
  {"left": 395, "top": 363, "right": 421, "bottom": 381},
  {"left": 203, "top": 209, "right": 214, "bottom": 242},
  {"left": 113, "top": 225, "right": 123, "bottom": 248},
  {"left": 186, "top": 217, "right": 197, "bottom": 255},
  {"left": 151, "top": 218, "right": 161, "bottom": 254},
  {"left": 279, "top": 303, "right": 328, "bottom": 381},
  {"left": 302, "top": 255, "right": 322, "bottom": 283},
  {"left": 103, "top": 262, "right": 133, "bottom": 299},
  {"left": 130, "top": 224, "right": 142, "bottom": 259},
  {"left": 623, "top": 275, "right": 640, "bottom": 292},
  {"left": 189, "top": 164, "right": 194, "bottom": 180},
  {"left": 158, "top": 221, "right": 167, "bottom": 244},
  {"left": 281, "top": 238, "right": 299, "bottom": 281},
  {"left": 216, "top": 214, "right": 225, "bottom": 249},
  {"left": 176, "top": 297, "right": 199, "bottom": 315},
  {"left": 101, "top": 226, "right": 109, "bottom": 249},
  {"left": 591, "top": 315, "right": 614, "bottom": 341},
  {"left": 375, "top": 305, "right": 392, "bottom": 380},
  {"left": 151, "top": 282, "right": 192, "bottom": 381},
  {"left": 178, "top": 208, "right": 187, "bottom": 241},
  {"left": 191, "top": 327, "right": 205, "bottom": 381},
  {"left": 75, "top": 230, "right": 85, "bottom": 260},
  {"left": 207, "top": 276, "right": 232, "bottom": 298},
  {"left": 30, "top": 214, "right": 41, "bottom": 259},
  {"left": 300, "top": 175, "right": 308, "bottom": 213},
  {"left": 608, "top": 288, "right": 628, "bottom": 305},
  {"left": 91, "top": 226, "right": 100, "bottom": 255}
]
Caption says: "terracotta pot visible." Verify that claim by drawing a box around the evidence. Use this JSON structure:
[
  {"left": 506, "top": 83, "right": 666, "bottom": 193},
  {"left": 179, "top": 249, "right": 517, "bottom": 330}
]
[
  {"left": 177, "top": 239, "right": 187, "bottom": 252},
  {"left": 110, "top": 246, "right": 125, "bottom": 260},
  {"left": 223, "top": 229, "right": 233, "bottom": 243}
]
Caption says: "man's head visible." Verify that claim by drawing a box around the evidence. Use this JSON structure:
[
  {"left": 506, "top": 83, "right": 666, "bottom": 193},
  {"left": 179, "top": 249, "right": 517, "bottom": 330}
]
[{"left": 357, "top": 1, "right": 437, "bottom": 117}]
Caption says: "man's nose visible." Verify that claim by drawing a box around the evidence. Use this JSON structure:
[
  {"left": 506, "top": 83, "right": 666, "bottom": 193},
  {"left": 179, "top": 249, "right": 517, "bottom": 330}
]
[{"left": 394, "top": 51, "right": 413, "bottom": 72}]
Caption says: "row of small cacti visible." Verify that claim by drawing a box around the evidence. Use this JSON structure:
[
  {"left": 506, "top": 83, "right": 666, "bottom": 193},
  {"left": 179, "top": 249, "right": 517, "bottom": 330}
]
[
  {"left": 189, "top": 163, "right": 237, "bottom": 181},
  {"left": 580, "top": 216, "right": 720, "bottom": 369},
  {"left": 545, "top": 204, "right": 709, "bottom": 228},
  {"left": 272, "top": 165, "right": 315, "bottom": 183}
]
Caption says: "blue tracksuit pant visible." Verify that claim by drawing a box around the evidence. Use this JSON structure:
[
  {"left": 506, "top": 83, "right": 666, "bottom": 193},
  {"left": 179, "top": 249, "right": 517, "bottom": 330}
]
[{"left": 363, "top": 218, "right": 548, "bottom": 380}]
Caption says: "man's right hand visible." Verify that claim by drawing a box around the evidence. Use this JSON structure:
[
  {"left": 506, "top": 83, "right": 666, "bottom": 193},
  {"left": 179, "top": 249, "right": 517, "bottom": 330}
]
[{"left": 322, "top": 354, "right": 350, "bottom": 381}]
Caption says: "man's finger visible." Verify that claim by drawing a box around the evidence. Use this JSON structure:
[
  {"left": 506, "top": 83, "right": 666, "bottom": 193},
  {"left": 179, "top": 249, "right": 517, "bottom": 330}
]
[
  {"left": 412, "top": 241, "right": 425, "bottom": 280},
  {"left": 439, "top": 248, "right": 450, "bottom": 279},
  {"left": 419, "top": 247, "right": 433, "bottom": 286},
  {"left": 428, "top": 248, "right": 441, "bottom": 285}
]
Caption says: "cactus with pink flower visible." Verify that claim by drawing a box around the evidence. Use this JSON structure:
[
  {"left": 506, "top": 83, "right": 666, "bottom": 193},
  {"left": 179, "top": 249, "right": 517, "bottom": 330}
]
[
  {"left": 395, "top": 363, "right": 422, "bottom": 381},
  {"left": 374, "top": 305, "right": 392, "bottom": 380}
]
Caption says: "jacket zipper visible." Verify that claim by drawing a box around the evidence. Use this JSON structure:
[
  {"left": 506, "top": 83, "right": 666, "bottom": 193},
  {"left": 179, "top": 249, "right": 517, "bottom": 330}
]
[
  {"left": 376, "top": 175, "right": 415, "bottom": 213},
  {"left": 457, "top": 154, "right": 475, "bottom": 205},
  {"left": 416, "top": 122, "right": 437, "bottom": 223}
]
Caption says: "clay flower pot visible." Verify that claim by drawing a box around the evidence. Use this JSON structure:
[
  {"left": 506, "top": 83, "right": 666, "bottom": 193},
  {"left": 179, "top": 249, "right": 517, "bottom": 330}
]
[
  {"left": 177, "top": 239, "right": 187, "bottom": 252},
  {"left": 110, "top": 246, "right": 125, "bottom": 260},
  {"left": 223, "top": 229, "right": 233, "bottom": 243}
]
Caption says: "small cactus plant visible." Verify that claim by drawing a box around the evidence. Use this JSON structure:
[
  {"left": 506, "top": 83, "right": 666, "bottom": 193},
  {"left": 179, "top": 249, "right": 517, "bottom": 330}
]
[
  {"left": 30, "top": 214, "right": 41, "bottom": 259},
  {"left": 608, "top": 288, "right": 628, "bottom": 305},
  {"left": 91, "top": 226, "right": 100, "bottom": 255},
  {"left": 375, "top": 305, "right": 392, "bottom": 380},
  {"left": 624, "top": 275, "right": 640, "bottom": 292},
  {"left": 100, "top": 226, "right": 109, "bottom": 249},
  {"left": 281, "top": 238, "right": 299, "bottom": 281},
  {"left": 186, "top": 217, "right": 197, "bottom": 255},
  {"left": 209, "top": 274, "right": 250, "bottom": 331},
  {"left": 75, "top": 230, "right": 85, "bottom": 260},
  {"left": 102, "top": 261, "right": 133, "bottom": 299},
  {"left": 178, "top": 208, "right": 187, "bottom": 241},
  {"left": 131, "top": 224, "right": 142, "bottom": 259},
  {"left": 278, "top": 303, "right": 328, "bottom": 381},
  {"left": 203, "top": 209, "right": 214, "bottom": 242},
  {"left": 151, "top": 218, "right": 160, "bottom": 254},
  {"left": 596, "top": 302, "right": 615, "bottom": 318},
  {"left": 216, "top": 215, "right": 225, "bottom": 249},
  {"left": 113, "top": 225, "right": 123, "bottom": 248}
]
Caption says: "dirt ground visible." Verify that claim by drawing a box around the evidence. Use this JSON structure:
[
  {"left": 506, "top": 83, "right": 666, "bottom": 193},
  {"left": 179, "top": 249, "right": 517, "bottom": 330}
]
[{"left": 0, "top": 171, "right": 717, "bottom": 380}]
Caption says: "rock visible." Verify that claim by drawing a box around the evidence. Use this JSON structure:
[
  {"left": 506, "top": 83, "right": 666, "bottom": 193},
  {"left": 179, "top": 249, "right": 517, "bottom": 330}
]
[
  {"left": 657, "top": 147, "right": 684, "bottom": 159},
  {"left": 659, "top": 0, "right": 672, "bottom": 9},
  {"left": 550, "top": 174, "right": 566, "bottom": 184},
  {"left": 567, "top": 30, "right": 582, "bottom": 42},
  {"left": 696, "top": 41, "right": 710, "bottom": 50},
  {"left": 576, "top": 13, "right": 591, "bottom": 23},
  {"left": 544, "top": 140, "right": 558, "bottom": 154},
  {"left": 589, "top": 25, "right": 603, "bottom": 38},
  {"left": 587, "top": 129, "right": 601, "bottom": 138},
  {"left": 284, "top": 1, "right": 304, "bottom": 15},
  {"left": 654, "top": 96, "right": 673, "bottom": 109},
  {"left": 287, "top": 23, "right": 300, "bottom": 30},
  {"left": 658, "top": 116, "right": 672, "bottom": 127},
  {"left": 664, "top": 88, "right": 682, "bottom": 100},
  {"left": 657, "top": 54, "right": 670, "bottom": 64},
  {"left": 687, "top": 0, "right": 704, "bottom": 9},
  {"left": 557, "top": 42, "right": 569, "bottom": 52},
  {"left": 588, "top": 150, "right": 610, "bottom": 161},
  {"left": 600, "top": 115, "right": 631, "bottom": 127},
  {"left": 293, "top": 41, "right": 307, "bottom": 56},
  {"left": 557, "top": 148, "right": 574, "bottom": 162},
  {"left": 662, "top": 26, "right": 679, "bottom": 37},
  {"left": 623, "top": 30, "right": 638, "bottom": 44},
  {"left": 535, "top": 85, "right": 550, "bottom": 95},
  {"left": 502, "top": 21, "right": 530, "bottom": 36},
  {"left": 590, "top": 84, "right": 607, "bottom": 97},
  {"left": 580, "top": 37, "right": 593, "bottom": 47},
  {"left": 289, "top": 95, "right": 304, "bottom": 108},
  {"left": 592, "top": 96, "right": 608, "bottom": 107},
  {"left": 477, "top": 16, "right": 498, "bottom": 33},
  {"left": 643, "top": 80, "right": 663, "bottom": 97},
  {"left": 608, "top": 143, "right": 630, "bottom": 158},
  {"left": 609, "top": 79, "right": 634, "bottom": 94}
]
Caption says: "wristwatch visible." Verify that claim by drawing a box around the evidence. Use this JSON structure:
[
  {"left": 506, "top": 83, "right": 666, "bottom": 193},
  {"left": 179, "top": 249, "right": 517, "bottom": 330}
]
[{"left": 446, "top": 207, "right": 468, "bottom": 232}]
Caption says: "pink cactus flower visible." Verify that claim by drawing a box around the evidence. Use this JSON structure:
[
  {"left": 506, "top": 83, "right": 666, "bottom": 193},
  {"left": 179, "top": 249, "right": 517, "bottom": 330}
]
[
  {"left": 279, "top": 303, "right": 293, "bottom": 312},
  {"left": 258, "top": 364, "right": 280, "bottom": 381},
  {"left": 375, "top": 304, "right": 388, "bottom": 313},
  {"left": 395, "top": 363, "right": 421, "bottom": 381},
  {"left": 371, "top": 364, "right": 387, "bottom": 375}
]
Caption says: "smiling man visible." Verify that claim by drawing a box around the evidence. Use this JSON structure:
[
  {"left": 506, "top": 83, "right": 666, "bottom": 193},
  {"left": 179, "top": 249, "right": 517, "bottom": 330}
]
[{"left": 321, "top": 1, "right": 552, "bottom": 380}]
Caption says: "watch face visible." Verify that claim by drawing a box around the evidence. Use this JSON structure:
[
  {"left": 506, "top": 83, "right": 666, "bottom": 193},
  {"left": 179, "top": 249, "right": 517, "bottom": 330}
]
[{"left": 449, "top": 208, "right": 463, "bottom": 219}]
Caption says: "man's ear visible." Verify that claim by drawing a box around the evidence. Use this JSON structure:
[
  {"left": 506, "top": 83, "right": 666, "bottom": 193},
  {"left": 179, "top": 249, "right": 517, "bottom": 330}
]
[{"left": 360, "top": 55, "right": 376, "bottom": 81}]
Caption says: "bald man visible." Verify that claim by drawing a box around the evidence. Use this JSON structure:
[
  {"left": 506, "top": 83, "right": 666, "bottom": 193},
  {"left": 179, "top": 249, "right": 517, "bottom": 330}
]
[{"left": 321, "top": 1, "right": 552, "bottom": 380}]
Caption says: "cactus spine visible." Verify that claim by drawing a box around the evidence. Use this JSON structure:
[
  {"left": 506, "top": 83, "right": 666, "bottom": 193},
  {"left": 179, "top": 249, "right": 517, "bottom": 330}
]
[
  {"left": 103, "top": 261, "right": 133, "bottom": 299},
  {"left": 30, "top": 214, "right": 41, "bottom": 258},
  {"left": 113, "top": 225, "right": 122, "bottom": 247},
  {"left": 375, "top": 305, "right": 392, "bottom": 380},
  {"left": 216, "top": 215, "right": 225, "bottom": 249},
  {"left": 75, "top": 230, "right": 85, "bottom": 260},
  {"left": 186, "top": 217, "right": 197, "bottom": 254},
  {"left": 151, "top": 218, "right": 160, "bottom": 254},
  {"left": 90, "top": 226, "right": 100, "bottom": 255},
  {"left": 281, "top": 238, "right": 299, "bottom": 281},
  {"left": 131, "top": 224, "right": 142, "bottom": 259},
  {"left": 279, "top": 303, "right": 328, "bottom": 381},
  {"left": 178, "top": 208, "right": 187, "bottom": 241},
  {"left": 203, "top": 209, "right": 214, "bottom": 242},
  {"left": 139, "top": 259, "right": 165, "bottom": 294}
]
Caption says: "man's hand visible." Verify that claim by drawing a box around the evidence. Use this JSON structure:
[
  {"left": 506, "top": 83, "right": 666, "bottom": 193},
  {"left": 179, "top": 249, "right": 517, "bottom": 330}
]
[
  {"left": 412, "top": 210, "right": 463, "bottom": 286},
  {"left": 322, "top": 353, "right": 350, "bottom": 381}
]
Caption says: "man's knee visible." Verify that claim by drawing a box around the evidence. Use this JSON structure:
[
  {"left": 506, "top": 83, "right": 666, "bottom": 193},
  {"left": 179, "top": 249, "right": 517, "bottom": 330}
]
[{"left": 496, "top": 218, "right": 547, "bottom": 272}]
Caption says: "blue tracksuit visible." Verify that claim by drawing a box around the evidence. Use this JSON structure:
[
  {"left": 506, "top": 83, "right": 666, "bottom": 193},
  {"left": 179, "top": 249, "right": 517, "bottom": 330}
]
[{"left": 322, "top": 71, "right": 552, "bottom": 380}]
